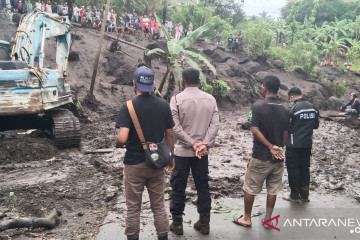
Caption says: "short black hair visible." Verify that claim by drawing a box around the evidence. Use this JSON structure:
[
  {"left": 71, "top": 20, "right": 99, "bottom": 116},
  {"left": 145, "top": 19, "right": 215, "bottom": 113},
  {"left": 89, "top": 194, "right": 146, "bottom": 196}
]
[
  {"left": 263, "top": 75, "right": 280, "bottom": 94},
  {"left": 182, "top": 68, "right": 200, "bottom": 85},
  {"left": 352, "top": 93, "right": 358, "bottom": 98},
  {"left": 288, "top": 87, "right": 302, "bottom": 96}
]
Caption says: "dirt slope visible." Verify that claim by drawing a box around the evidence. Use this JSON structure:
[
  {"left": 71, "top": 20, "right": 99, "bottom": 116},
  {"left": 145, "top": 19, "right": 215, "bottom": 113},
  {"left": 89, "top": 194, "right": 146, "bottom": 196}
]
[{"left": 1, "top": 14, "right": 360, "bottom": 239}]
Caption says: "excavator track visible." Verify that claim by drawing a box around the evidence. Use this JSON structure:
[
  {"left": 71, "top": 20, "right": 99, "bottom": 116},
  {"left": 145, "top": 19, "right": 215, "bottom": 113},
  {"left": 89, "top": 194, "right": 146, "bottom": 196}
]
[{"left": 49, "top": 109, "right": 81, "bottom": 148}]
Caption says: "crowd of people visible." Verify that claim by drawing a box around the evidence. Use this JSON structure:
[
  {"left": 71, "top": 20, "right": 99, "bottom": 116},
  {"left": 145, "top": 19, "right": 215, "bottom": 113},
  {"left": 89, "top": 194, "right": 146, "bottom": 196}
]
[
  {"left": 5, "top": 1, "right": 195, "bottom": 41},
  {"left": 225, "top": 32, "right": 243, "bottom": 54},
  {"left": 114, "top": 61, "right": 333, "bottom": 240}
]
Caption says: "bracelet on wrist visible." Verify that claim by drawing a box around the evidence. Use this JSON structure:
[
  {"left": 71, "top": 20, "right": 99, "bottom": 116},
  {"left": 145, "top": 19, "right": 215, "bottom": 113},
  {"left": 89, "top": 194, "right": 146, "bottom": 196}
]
[{"left": 269, "top": 145, "right": 274, "bottom": 150}]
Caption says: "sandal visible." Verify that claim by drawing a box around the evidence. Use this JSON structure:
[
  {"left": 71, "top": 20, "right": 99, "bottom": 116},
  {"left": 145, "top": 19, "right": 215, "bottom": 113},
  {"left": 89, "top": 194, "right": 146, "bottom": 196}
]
[
  {"left": 232, "top": 215, "right": 252, "bottom": 227},
  {"left": 262, "top": 219, "right": 273, "bottom": 229}
]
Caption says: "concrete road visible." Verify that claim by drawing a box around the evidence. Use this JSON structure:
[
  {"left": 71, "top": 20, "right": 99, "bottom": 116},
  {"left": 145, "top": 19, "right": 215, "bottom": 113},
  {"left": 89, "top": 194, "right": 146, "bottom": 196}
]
[{"left": 96, "top": 192, "right": 360, "bottom": 240}]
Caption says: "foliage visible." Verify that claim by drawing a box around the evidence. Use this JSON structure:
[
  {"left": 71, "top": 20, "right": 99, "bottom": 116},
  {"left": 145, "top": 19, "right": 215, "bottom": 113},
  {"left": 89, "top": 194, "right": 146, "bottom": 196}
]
[
  {"left": 211, "top": 79, "right": 231, "bottom": 99},
  {"left": 350, "top": 59, "right": 360, "bottom": 72},
  {"left": 287, "top": 40, "right": 319, "bottom": 77},
  {"left": 203, "top": 16, "right": 234, "bottom": 44},
  {"left": 266, "top": 42, "right": 318, "bottom": 78},
  {"left": 146, "top": 20, "right": 229, "bottom": 99},
  {"left": 320, "top": 77, "right": 349, "bottom": 98},
  {"left": 206, "top": 0, "right": 246, "bottom": 26},
  {"left": 241, "top": 22, "right": 273, "bottom": 56},
  {"left": 282, "top": 0, "right": 360, "bottom": 26},
  {"left": 169, "top": 2, "right": 214, "bottom": 31}
]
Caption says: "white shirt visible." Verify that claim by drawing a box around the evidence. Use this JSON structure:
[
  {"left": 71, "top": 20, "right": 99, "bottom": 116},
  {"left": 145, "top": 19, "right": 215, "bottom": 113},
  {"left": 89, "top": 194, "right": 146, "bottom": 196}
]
[
  {"left": 35, "top": 2, "right": 41, "bottom": 9},
  {"left": 73, "top": 6, "right": 79, "bottom": 16}
]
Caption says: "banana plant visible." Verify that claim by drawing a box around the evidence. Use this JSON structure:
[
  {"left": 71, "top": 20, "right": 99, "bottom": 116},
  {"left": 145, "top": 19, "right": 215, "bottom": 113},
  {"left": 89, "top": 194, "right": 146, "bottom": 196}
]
[{"left": 146, "top": 18, "right": 219, "bottom": 99}]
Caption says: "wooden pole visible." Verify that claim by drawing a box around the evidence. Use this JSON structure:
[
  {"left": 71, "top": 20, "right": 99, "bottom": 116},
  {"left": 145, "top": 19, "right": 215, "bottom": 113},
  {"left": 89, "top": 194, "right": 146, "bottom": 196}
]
[
  {"left": 104, "top": 34, "right": 146, "bottom": 50},
  {"left": 89, "top": 0, "right": 110, "bottom": 95}
]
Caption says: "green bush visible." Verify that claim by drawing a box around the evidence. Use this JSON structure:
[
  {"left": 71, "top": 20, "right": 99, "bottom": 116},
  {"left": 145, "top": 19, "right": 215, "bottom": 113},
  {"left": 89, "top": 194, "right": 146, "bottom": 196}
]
[
  {"left": 203, "top": 16, "right": 235, "bottom": 44},
  {"left": 320, "top": 77, "right": 349, "bottom": 98},
  {"left": 212, "top": 79, "right": 230, "bottom": 99},
  {"left": 201, "top": 79, "right": 230, "bottom": 99},
  {"left": 169, "top": 2, "right": 214, "bottom": 31},
  {"left": 242, "top": 22, "right": 274, "bottom": 56},
  {"left": 286, "top": 40, "right": 319, "bottom": 77}
]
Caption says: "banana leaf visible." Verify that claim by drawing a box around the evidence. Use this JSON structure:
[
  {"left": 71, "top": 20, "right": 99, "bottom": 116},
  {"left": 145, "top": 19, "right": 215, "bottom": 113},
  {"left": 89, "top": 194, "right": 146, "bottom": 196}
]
[
  {"left": 145, "top": 48, "right": 168, "bottom": 59},
  {"left": 182, "top": 48, "right": 217, "bottom": 76},
  {"left": 178, "top": 22, "right": 214, "bottom": 48}
]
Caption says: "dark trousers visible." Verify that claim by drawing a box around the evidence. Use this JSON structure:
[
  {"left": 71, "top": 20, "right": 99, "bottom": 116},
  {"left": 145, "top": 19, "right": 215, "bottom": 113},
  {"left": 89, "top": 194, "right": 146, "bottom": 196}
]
[
  {"left": 285, "top": 147, "right": 311, "bottom": 199},
  {"left": 170, "top": 155, "right": 211, "bottom": 216}
]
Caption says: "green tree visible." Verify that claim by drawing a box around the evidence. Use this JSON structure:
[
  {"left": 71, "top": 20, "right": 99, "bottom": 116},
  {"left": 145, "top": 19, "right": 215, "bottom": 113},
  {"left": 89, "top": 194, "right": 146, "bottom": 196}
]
[{"left": 242, "top": 21, "right": 273, "bottom": 56}]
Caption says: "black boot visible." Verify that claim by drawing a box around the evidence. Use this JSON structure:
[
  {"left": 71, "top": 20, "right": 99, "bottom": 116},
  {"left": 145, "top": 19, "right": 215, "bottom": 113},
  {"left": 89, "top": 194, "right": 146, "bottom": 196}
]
[
  {"left": 300, "top": 185, "right": 310, "bottom": 202},
  {"left": 194, "top": 213, "right": 210, "bottom": 234},
  {"left": 158, "top": 232, "right": 168, "bottom": 240},
  {"left": 127, "top": 234, "right": 139, "bottom": 240},
  {"left": 170, "top": 214, "right": 183, "bottom": 235}
]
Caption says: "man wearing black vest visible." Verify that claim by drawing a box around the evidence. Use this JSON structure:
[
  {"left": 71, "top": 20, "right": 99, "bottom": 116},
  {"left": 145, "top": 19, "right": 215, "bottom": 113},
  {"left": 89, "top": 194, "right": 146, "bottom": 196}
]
[{"left": 283, "top": 87, "right": 319, "bottom": 202}]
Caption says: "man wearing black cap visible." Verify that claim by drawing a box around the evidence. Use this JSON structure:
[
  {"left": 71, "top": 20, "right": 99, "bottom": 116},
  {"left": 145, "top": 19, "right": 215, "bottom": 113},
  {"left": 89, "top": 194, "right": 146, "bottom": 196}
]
[{"left": 115, "top": 66, "right": 175, "bottom": 240}]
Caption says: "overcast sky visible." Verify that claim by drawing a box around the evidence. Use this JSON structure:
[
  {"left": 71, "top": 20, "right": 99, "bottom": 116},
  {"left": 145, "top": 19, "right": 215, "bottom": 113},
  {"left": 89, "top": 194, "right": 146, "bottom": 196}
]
[{"left": 242, "top": 0, "right": 287, "bottom": 18}]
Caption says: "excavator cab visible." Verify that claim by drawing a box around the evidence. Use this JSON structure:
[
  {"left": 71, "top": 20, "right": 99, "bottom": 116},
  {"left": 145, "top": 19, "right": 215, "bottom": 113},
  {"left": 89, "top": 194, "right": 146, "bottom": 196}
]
[{"left": 0, "top": 9, "right": 80, "bottom": 148}]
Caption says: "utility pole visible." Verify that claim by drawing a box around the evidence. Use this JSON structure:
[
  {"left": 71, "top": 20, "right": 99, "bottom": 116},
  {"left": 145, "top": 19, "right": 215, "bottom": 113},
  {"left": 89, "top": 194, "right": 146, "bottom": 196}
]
[{"left": 89, "top": 0, "right": 111, "bottom": 95}]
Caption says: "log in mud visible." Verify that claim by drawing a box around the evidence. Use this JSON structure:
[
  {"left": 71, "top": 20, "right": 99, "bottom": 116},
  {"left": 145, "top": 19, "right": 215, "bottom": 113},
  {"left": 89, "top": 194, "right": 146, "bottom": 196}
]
[{"left": 0, "top": 209, "right": 61, "bottom": 232}]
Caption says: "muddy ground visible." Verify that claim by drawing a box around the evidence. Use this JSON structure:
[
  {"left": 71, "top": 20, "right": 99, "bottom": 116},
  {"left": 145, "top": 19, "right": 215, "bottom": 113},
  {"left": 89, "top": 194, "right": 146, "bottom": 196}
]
[{"left": 1, "top": 10, "right": 360, "bottom": 240}]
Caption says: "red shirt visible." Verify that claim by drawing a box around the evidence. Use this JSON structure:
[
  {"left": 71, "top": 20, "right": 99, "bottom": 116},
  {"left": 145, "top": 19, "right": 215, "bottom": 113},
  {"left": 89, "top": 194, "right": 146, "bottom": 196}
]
[
  {"left": 80, "top": 9, "right": 86, "bottom": 18},
  {"left": 150, "top": 19, "right": 155, "bottom": 28}
]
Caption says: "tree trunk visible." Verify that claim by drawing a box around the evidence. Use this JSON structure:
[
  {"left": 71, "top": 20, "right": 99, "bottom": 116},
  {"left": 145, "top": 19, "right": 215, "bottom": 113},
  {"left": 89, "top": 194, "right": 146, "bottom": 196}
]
[
  {"left": 0, "top": 209, "right": 61, "bottom": 232},
  {"left": 158, "top": 64, "right": 170, "bottom": 93},
  {"left": 162, "top": 0, "right": 167, "bottom": 24},
  {"left": 89, "top": 0, "right": 111, "bottom": 95},
  {"left": 164, "top": 71, "right": 175, "bottom": 101},
  {"left": 67, "top": 0, "right": 73, "bottom": 21}
]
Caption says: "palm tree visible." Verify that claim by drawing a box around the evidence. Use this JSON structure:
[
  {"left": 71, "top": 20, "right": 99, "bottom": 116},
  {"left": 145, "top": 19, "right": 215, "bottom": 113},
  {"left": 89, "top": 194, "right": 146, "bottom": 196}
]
[{"left": 146, "top": 19, "right": 226, "bottom": 99}]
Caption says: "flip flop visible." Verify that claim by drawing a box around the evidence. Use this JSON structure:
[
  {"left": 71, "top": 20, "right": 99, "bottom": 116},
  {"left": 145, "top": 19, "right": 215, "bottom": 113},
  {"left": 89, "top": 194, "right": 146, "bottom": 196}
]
[
  {"left": 282, "top": 195, "right": 300, "bottom": 203},
  {"left": 262, "top": 219, "right": 273, "bottom": 229},
  {"left": 232, "top": 215, "right": 252, "bottom": 227}
]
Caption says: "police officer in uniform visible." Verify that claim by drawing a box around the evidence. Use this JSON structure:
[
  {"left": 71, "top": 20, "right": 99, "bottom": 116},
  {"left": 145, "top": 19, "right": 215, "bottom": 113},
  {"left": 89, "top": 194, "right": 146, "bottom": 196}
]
[{"left": 283, "top": 87, "right": 319, "bottom": 202}]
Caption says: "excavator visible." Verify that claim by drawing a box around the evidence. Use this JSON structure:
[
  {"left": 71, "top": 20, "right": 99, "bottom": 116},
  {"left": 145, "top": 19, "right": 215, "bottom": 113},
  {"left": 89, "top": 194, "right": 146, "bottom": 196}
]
[{"left": 0, "top": 9, "right": 81, "bottom": 148}]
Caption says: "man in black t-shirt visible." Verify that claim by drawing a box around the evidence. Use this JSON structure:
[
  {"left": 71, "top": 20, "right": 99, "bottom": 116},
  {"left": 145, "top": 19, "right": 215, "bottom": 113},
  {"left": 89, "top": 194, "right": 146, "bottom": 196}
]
[
  {"left": 233, "top": 76, "right": 290, "bottom": 228},
  {"left": 115, "top": 66, "right": 175, "bottom": 240}
]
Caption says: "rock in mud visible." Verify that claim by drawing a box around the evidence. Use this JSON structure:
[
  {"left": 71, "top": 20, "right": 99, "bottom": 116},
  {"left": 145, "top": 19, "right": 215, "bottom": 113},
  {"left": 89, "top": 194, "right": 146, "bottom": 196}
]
[
  {"left": 303, "top": 89, "right": 328, "bottom": 109},
  {"left": 327, "top": 96, "right": 343, "bottom": 110},
  {"left": 146, "top": 41, "right": 168, "bottom": 53},
  {"left": 227, "top": 60, "right": 261, "bottom": 77},
  {"left": 210, "top": 49, "right": 231, "bottom": 63},
  {"left": 202, "top": 44, "right": 216, "bottom": 55},
  {"left": 273, "top": 60, "right": 285, "bottom": 69},
  {"left": 68, "top": 51, "right": 80, "bottom": 62},
  {"left": 354, "top": 71, "right": 360, "bottom": 77},
  {"left": 106, "top": 53, "right": 137, "bottom": 85},
  {"left": 12, "top": 13, "right": 21, "bottom": 25}
]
